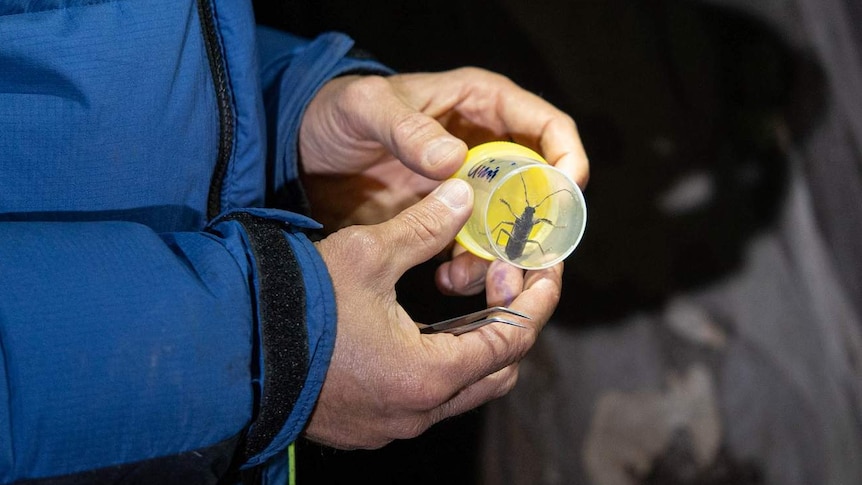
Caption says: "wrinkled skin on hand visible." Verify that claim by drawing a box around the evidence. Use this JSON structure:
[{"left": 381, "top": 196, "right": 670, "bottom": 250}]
[
  {"left": 299, "top": 67, "right": 587, "bottom": 448},
  {"left": 299, "top": 67, "right": 589, "bottom": 226},
  {"left": 300, "top": 67, "right": 588, "bottom": 296},
  {"left": 308, "top": 181, "right": 564, "bottom": 449}
]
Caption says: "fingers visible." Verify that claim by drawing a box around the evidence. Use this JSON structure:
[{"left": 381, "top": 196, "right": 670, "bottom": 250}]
[
  {"left": 373, "top": 178, "right": 474, "bottom": 280},
  {"left": 532, "top": 115, "right": 591, "bottom": 189},
  {"left": 433, "top": 262, "right": 562, "bottom": 389},
  {"left": 465, "top": 69, "right": 589, "bottom": 187},
  {"left": 310, "top": 192, "right": 561, "bottom": 449},
  {"left": 484, "top": 259, "right": 525, "bottom": 307},
  {"left": 307, "top": 69, "right": 588, "bottom": 188},
  {"left": 435, "top": 251, "right": 490, "bottom": 296},
  {"left": 431, "top": 364, "right": 520, "bottom": 422},
  {"left": 338, "top": 76, "right": 468, "bottom": 179},
  {"left": 435, "top": 254, "right": 525, "bottom": 304},
  {"left": 394, "top": 68, "right": 590, "bottom": 187},
  {"left": 305, "top": 68, "right": 578, "bottom": 450},
  {"left": 495, "top": 86, "right": 590, "bottom": 188},
  {"left": 510, "top": 263, "right": 564, "bottom": 326}
]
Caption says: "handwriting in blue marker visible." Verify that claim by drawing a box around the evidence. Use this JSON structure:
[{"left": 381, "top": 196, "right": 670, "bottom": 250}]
[{"left": 467, "top": 158, "right": 501, "bottom": 182}]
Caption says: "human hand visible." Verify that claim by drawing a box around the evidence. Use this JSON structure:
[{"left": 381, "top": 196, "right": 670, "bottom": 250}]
[
  {"left": 299, "top": 67, "right": 589, "bottom": 295},
  {"left": 307, "top": 178, "right": 563, "bottom": 449}
]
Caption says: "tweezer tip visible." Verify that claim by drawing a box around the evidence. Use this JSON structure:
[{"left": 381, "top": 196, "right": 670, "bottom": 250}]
[
  {"left": 485, "top": 317, "right": 528, "bottom": 329},
  {"left": 489, "top": 306, "right": 532, "bottom": 320}
]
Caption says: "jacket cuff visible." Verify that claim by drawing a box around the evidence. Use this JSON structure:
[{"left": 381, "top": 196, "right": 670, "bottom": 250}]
[
  {"left": 257, "top": 27, "right": 395, "bottom": 212},
  {"left": 213, "top": 210, "right": 336, "bottom": 467}
]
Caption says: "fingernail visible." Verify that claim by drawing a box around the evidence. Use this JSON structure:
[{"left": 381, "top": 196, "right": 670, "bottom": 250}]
[
  {"left": 489, "top": 259, "right": 518, "bottom": 306},
  {"left": 425, "top": 137, "right": 462, "bottom": 167},
  {"left": 434, "top": 179, "right": 470, "bottom": 210}
]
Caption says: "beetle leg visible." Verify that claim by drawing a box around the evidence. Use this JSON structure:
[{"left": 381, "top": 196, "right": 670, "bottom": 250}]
[
  {"left": 495, "top": 227, "right": 513, "bottom": 246},
  {"left": 491, "top": 220, "right": 514, "bottom": 234},
  {"left": 535, "top": 217, "right": 567, "bottom": 229},
  {"left": 524, "top": 239, "right": 547, "bottom": 255}
]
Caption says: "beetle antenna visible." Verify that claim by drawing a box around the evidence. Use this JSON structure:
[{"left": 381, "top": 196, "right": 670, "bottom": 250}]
[
  {"left": 520, "top": 174, "right": 531, "bottom": 206},
  {"left": 536, "top": 188, "right": 575, "bottom": 208}
]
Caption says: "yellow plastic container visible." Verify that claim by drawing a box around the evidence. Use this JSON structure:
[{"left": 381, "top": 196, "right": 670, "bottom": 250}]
[{"left": 452, "top": 141, "right": 587, "bottom": 269}]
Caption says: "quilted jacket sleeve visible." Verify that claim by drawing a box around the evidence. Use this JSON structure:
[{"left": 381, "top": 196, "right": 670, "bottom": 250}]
[
  {"left": 0, "top": 207, "right": 333, "bottom": 483},
  {"left": 0, "top": 6, "right": 392, "bottom": 482},
  {"left": 256, "top": 26, "right": 396, "bottom": 210}
]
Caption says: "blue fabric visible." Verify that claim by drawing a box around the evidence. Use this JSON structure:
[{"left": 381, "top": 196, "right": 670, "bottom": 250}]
[
  {"left": 0, "top": 0, "right": 218, "bottom": 232},
  {"left": 0, "top": 0, "right": 388, "bottom": 482},
  {"left": 0, "top": 220, "right": 254, "bottom": 479},
  {"left": 262, "top": 451, "right": 290, "bottom": 485},
  {"left": 257, "top": 26, "right": 396, "bottom": 199},
  {"left": 207, "top": 0, "right": 268, "bottom": 213}
]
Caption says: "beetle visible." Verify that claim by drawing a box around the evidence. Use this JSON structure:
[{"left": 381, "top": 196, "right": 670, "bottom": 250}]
[{"left": 491, "top": 174, "right": 575, "bottom": 261}]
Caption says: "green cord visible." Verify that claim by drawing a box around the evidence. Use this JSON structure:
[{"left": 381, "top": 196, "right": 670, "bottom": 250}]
[{"left": 288, "top": 442, "right": 296, "bottom": 485}]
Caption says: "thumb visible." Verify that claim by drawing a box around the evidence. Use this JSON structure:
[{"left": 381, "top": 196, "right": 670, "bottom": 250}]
[
  {"left": 349, "top": 77, "right": 467, "bottom": 179},
  {"left": 380, "top": 178, "right": 473, "bottom": 276}
]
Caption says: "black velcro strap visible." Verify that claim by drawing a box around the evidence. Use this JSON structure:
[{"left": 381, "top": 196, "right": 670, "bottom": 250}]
[{"left": 222, "top": 212, "right": 308, "bottom": 461}]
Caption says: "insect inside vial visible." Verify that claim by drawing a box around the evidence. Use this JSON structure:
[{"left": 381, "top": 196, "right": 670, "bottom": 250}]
[{"left": 491, "top": 174, "right": 575, "bottom": 261}]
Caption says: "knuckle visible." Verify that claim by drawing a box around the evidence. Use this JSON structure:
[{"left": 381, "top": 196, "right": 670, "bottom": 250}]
[
  {"left": 464, "top": 66, "right": 513, "bottom": 87},
  {"left": 340, "top": 74, "right": 392, "bottom": 105},
  {"left": 394, "top": 362, "right": 458, "bottom": 402},
  {"left": 398, "top": 208, "right": 442, "bottom": 251},
  {"left": 339, "top": 226, "right": 389, "bottom": 268},
  {"left": 561, "top": 112, "right": 577, "bottom": 130},
  {"left": 389, "top": 417, "right": 432, "bottom": 441},
  {"left": 342, "top": 226, "right": 380, "bottom": 253},
  {"left": 455, "top": 66, "right": 496, "bottom": 80},
  {"left": 391, "top": 111, "right": 438, "bottom": 144},
  {"left": 477, "top": 323, "right": 538, "bottom": 362},
  {"left": 393, "top": 370, "right": 449, "bottom": 410}
]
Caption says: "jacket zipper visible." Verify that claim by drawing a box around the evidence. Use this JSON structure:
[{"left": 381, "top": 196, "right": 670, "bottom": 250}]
[{"left": 196, "top": 0, "right": 234, "bottom": 220}]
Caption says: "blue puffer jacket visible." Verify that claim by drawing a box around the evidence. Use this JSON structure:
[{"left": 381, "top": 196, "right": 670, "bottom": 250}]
[{"left": 0, "top": 1, "right": 389, "bottom": 483}]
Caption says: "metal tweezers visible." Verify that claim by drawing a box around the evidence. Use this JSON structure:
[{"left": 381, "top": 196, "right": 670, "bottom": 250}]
[{"left": 417, "top": 306, "right": 531, "bottom": 335}]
